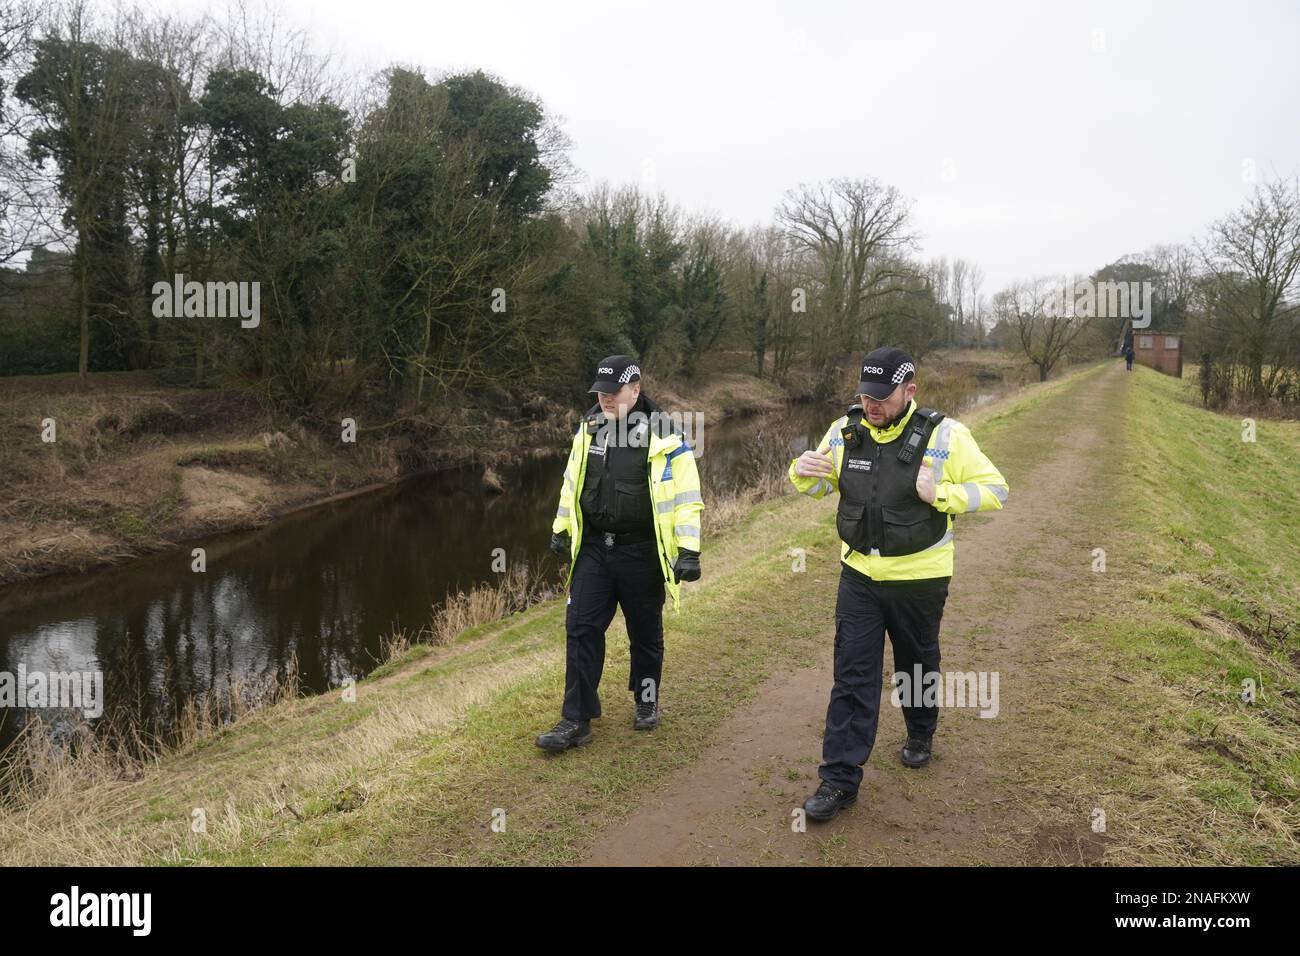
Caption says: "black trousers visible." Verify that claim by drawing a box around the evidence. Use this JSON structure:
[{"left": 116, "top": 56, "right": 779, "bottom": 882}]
[
  {"left": 819, "top": 563, "right": 949, "bottom": 792},
  {"left": 562, "top": 535, "right": 665, "bottom": 721}
]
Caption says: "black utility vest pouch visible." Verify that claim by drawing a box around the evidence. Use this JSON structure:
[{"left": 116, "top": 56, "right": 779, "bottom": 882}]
[
  {"left": 835, "top": 405, "right": 948, "bottom": 557},
  {"left": 580, "top": 415, "right": 653, "bottom": 534}
]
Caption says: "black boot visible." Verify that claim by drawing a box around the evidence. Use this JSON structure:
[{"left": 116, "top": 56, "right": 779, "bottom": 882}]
[
  {"left": 900, "top": 735, "right": 932, "bottom": 768},
  {"left": 535, "top": 718, "right": 593, "bottom": 752},
  {"left": 802, "top": 780, "right": 857, "bottom": 821},
  {"left": 634, "top": 699, "right": 659, "bottom": 730}
]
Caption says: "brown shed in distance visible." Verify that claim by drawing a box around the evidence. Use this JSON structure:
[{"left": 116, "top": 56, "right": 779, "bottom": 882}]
[{"left": 1133, "top": 331, "right": 1183, "bottom": 377}]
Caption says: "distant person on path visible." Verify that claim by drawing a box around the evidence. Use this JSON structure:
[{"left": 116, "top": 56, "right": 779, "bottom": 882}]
[
  {"left": 788, "top": 348, "right": 1009, "bottom": 821},
  {"left": 1123, "top": 344, "right": 1135, "bottom": 371},
  {"left": 537, "top": 355, "right": 704, "bottom": 752}
]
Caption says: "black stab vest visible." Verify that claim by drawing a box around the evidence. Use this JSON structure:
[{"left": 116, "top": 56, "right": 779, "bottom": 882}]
[
  {"left": 580, "top": 408, "right": 654, "bottom": 535},
  {"left": 835, "top": 405, "right": 948, "bottom": 557}
]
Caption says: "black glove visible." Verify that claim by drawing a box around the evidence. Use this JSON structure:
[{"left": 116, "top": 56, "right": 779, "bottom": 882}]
[
  {"left": 672, "top": 549, "right": 701, "bottom": 583},
  {"left": 549, "top": 532, "right": 571, "bottom": 557}
]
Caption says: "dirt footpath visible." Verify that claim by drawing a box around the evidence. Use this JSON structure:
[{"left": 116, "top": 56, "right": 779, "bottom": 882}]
[{"left": 584, "top": 365, "right": 1121, "bottom": 866}]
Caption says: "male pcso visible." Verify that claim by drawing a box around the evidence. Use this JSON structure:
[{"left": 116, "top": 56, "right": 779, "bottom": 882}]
[
  {"left": 538, "top": 355, "right": 704, "bottom": 751},
  {"left": 789, "top": 347, "right": 1008, "bottom": 821}
]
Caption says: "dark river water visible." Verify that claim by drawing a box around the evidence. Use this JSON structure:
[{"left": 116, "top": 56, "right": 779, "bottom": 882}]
[{"left": 0, "top": 377, "right": 1013, "bottom": 754}]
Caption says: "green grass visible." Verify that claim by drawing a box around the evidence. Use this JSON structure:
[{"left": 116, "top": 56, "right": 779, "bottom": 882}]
[{"left": 1053, "top": 365, "right": 1300, "bottom": 864}]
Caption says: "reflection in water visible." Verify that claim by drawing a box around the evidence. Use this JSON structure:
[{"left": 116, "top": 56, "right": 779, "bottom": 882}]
[
  {"left": 0, "top": 373, "right": 1014, "bottom": 752},
  {"left": 0, "top": 458, "right": 565, "bottom": 753}
]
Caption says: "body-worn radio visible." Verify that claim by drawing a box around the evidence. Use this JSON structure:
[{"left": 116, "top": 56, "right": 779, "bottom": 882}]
[{"left": 840, "top": 405, "right": 945, "bottom": 463}]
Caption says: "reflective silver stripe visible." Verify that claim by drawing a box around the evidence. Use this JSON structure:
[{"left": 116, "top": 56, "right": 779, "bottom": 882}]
[
  {"left": 921, "top": 529, "right": 954, "bottom": 552},
  {"left": 673, "top": 489, "right": 703, "bottom": 507},
  {"left": 987, "top": 483, "right": 1009, "bottom": 505},
  {"left": 674, "top": 524, "right": 700, "bottom": 539},
  {"left": 564, "top": 475, "right": 575, "bottom": 492},
  {"left": 801, "top": 478, "right": 830, "bottom": 497},
  {"left": 556, "top": 506, "right": 570, "bottom": 518},
  {"left": 857, "top": 530, "right": 952, "bottom": 558},
  {"left": 656, "top": 500, "right": 675, "bottom": 514},
  {"left": 962, "top": 482, "right": 982, "bottom": 512}
]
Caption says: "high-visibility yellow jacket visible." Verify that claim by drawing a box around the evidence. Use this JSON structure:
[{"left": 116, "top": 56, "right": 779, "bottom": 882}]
[
  {"left": 552, "top": 408, "right": 704, "bottom": 611},
  {"left": 787, "top": 399, "right": 1007, "bottom": 580}
]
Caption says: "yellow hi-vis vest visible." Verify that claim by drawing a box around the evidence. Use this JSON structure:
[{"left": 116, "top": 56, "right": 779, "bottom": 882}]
[
  {"left": 552, "top": 419, "right": 704, "bottom": 611},
  {"left": 787, "top": 400, "right": 1008, "bottom": 580}
]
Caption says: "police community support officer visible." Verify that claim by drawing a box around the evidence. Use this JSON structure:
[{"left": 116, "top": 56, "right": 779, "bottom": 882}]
[
  {"left": 789, "top": 347, "right": 1008, "bottom": 821},
  {"left": 537, "top": 355, "right": 704, "bottom": 751}
]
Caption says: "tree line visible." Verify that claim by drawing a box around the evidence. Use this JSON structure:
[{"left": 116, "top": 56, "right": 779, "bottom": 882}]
[{"left": 1, "top": 0, "right": 1295, "bottom": 421}]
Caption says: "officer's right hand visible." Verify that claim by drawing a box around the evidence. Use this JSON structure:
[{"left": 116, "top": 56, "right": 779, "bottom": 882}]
[
  {"left": 549, "top": 532, "right": 571, "bottom": 557},
  {"left": 672, "top": 549, "right": 701, "bottom": 583},
  {"left": 794, "top": 444, "right": 835, "bottom": 478}
]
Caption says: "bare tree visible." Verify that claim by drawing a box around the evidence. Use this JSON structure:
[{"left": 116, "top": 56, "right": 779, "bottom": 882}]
[
  {"left": 927, "top": 256, "right": 950, "bottom": 307},
  {"left": 967, "top": 262, "right": 985, "bottom": 341},
  {"left": 1000, "top": 277, "right": 1095, "bottom": 381},
  {"left": 777, "top": 176, "right": 915, "bottom": 381},
  {"left": 950, "top": 257, "right": 968, "bottom": 344},
  {"left": 207, "top": 0, "right": 340, "bottom": 108},
  {"left": 0, "top": 0, "right": 46, "bottom": 271},
  {"left": 1198, "top": 179, "right": 1300, "bottom": 401}
]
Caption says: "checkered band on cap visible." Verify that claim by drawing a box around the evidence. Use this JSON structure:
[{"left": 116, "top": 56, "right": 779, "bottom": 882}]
[
  {"left": 891, "top": 362, "right": 915, "bottom": 384},
  {"left": 619, "top": 365, "right": 641, "bottom": 383}
]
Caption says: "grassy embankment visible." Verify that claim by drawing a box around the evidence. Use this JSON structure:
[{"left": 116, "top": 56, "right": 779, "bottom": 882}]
[
  {"left": 1055, "top": 365, "right": 1300, "bottom": 864},
  {"left": 1, "top": 359, "right": 1295, "bottom": 865}
]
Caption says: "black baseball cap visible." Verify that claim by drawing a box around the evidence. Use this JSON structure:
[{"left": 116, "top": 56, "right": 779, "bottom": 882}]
[
  {"left": 589, "top": 355, "right": 642, "bottom": 393},
  {"left": 855, "top": 347, "right": 916, "bottom": 400}
]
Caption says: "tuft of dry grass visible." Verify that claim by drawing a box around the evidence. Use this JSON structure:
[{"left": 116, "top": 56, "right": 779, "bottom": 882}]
[
  {"left": 377, "top": 628, "right": 413, "bottom": 666},
  {"left": 704, "top": 471, "right": 791, "bottom": 535},
  {"left": 0, "top": 657, "right": 301, "bottom": 814},
  {"left": 428, "top": 563, "right": 556, "bottom": 646},
  {"left": 0, "top": 642, "right": 552, "bottom": 865}
]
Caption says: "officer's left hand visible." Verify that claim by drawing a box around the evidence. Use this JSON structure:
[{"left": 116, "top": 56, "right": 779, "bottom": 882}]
[
  {"left": 673, "top": 549, "right": 701, "bottom": 583},
  {"left": 915, "top": 461, "right": 937, "bottom": 504}
]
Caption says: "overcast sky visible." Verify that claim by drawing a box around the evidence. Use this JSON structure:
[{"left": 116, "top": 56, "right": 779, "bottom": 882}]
[{"left": 179, "top": 0, "right": 1300, "bottom": 293}]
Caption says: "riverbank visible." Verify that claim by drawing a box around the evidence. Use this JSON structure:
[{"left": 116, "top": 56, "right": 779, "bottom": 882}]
[
  {"left": 0, "top": 355, "right": 795, "bottom": 587},
  {"left": 7, "top": 358, "right": 1293, "bottom": 866}
]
